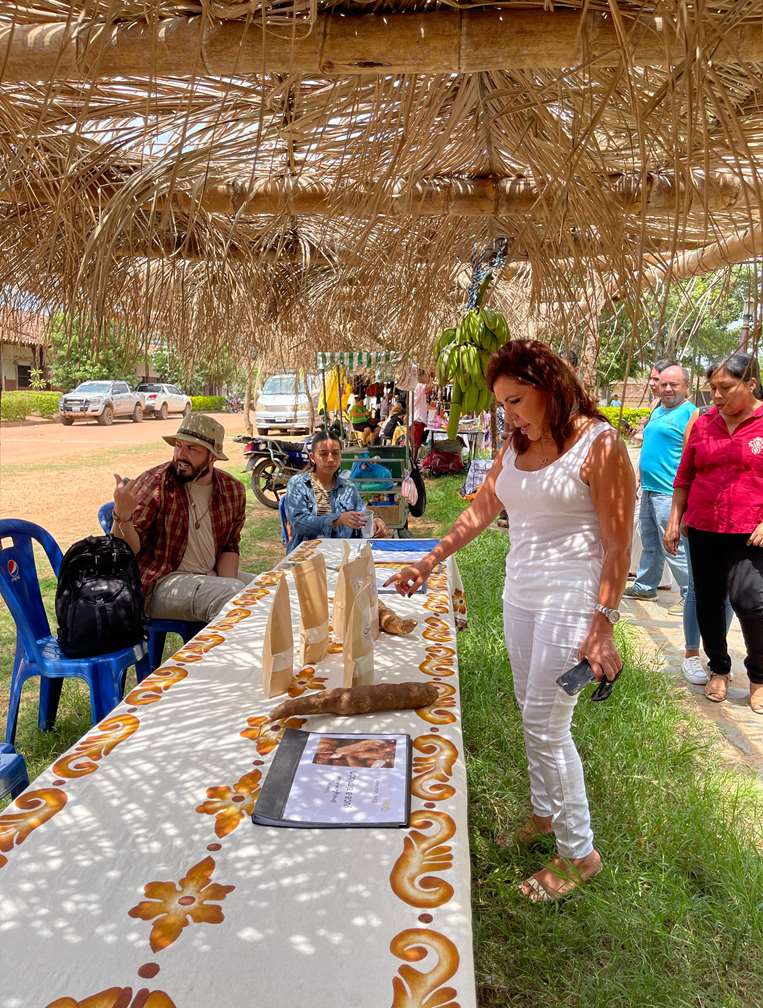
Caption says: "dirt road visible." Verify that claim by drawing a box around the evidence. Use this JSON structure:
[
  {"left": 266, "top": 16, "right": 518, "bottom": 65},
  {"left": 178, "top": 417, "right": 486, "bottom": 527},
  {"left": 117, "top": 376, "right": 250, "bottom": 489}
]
[{"left": 0, "top": 413, "right": 253, "bottom": 548}]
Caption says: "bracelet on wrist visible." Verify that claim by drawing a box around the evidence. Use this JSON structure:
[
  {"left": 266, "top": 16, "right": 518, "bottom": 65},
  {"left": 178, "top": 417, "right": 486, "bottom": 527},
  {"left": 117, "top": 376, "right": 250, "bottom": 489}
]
[{"left": 113, "top": 512, "right": 134, "bottom": 525}]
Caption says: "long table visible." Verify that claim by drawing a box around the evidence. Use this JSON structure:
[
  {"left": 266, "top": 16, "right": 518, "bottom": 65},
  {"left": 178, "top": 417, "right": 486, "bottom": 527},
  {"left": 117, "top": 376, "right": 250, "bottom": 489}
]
[{"left": 0, "top": 539, "right": 475, "bottom": 1008}]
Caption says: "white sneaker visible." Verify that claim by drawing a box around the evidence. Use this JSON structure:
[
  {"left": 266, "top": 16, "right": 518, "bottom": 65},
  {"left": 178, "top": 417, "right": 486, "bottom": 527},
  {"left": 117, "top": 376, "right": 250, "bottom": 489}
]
[{"left": 682, "top": 656, "right": 708, "bottom": 685}]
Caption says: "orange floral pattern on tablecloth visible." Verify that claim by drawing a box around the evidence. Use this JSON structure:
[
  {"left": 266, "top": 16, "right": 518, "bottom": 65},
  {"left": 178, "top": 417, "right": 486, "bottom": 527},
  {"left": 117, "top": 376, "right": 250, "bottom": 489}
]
[
  {"left": 52, "top": 714, "right": 139, "bottom": 779},
  {"left": 389, "top": 811, "right": 455, "bottom": 909},
  {"left": 390, "top": 928, "right": 460, "bottom": 1008},
  {"left": 172, "top": 631, "right": 226, "bottom": 664},
  {"left": 411, "top": 735, "right": 458, "bottom": 802},
  {"left": 128, "top": 855, "right": 234, "bottom": 953},
  {"left": 209, "top": 606, "right": 252, "bottom": 632},
  {"left": 125, "top": 666, "right": 187, "bottom": 706},
  {"left": 196, "top": 769, "right": 262, "bottom": 838},
  {"left": 419, "top": 645, "right": 456, "bottom": 678},
  {"left": 241, "top": 715, "right": 307, "bottom": 755},
  {"left": 422, "top": 615, "right": 453, "bottom": 644},
  {"left": 0, "top": 787, "right": 67, "bottom": 869},
  {"left": 287, "top": 665, "right": 328, "bottom": 698},
  {"left": 417, "top": 682, "right": 457, "bottom": 726},
  {"left": 254, "top": 571, "right": 286, "bottom": 588},
  {"left": 451, "top": 588, "right": 467, "bottom": 621},
  {"left": 48, "top": 988, "right": 176, "bottom": 1008},
  {"left": 236, "top": 586, "right": 271, "bottom": 606}
]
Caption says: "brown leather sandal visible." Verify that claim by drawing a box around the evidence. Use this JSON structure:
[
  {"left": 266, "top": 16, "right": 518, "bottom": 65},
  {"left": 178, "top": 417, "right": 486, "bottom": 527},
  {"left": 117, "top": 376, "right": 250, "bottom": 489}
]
[
  {"left": 705, "top": 674, "right": 729, "bottom": 703},
  {"left": 750, "top": 682, "right": 763, "bottom": 715},
  {"left": 513, "top": 819, "right": 554, "bottom": 847},
  {"left": 518, "top": 854, "right": 602, "bottom": 903}
]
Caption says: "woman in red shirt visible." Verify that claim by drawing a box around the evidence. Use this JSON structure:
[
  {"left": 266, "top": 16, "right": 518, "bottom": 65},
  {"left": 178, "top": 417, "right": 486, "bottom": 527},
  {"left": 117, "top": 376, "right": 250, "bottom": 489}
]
[{"left": 665, "top": 353, "right": 763, "bottom": 713}]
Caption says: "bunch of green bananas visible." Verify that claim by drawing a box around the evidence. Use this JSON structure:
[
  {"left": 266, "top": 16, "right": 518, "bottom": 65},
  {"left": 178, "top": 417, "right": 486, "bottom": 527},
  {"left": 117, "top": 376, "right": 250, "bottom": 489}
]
[{"left": 433, "top": 307, "right": 509, "bottom": 438}]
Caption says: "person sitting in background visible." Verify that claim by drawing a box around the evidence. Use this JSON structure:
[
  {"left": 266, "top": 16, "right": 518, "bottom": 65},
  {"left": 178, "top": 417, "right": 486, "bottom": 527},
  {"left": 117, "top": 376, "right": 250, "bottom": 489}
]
[
  {"left": 382, "top": 401, "right": 405, "bottom": 442},
  {"left": 284, "top": 430, "right": 388, "bottom": 553},
  {"left": 350, "top": 392, "right": 379, "bottom": 445},
  {"left": 665, "top": 353, "right": 763, "bottom": 713},
  {"left": 112, "top": 414, "right": 253, "bottom": 622}
]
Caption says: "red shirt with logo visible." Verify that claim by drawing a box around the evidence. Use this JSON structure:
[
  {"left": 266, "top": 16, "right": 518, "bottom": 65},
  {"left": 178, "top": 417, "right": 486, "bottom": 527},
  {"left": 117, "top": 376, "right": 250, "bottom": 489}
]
[{"left": 674, "top": 404, "right": 763, "bottom": 534}]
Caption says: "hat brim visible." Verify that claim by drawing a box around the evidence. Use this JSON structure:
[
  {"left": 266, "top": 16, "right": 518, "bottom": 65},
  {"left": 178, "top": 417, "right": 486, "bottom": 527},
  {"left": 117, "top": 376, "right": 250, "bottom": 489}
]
[{"left": 163, "top": 432, "right": 228, "bottom": 461}]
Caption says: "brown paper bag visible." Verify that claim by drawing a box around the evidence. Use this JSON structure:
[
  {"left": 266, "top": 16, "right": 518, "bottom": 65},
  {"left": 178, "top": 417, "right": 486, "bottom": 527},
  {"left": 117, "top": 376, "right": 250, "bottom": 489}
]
[
  {"left": 343, "top": 583, "right": 375, "bottom": 687},
  {"left": 359, "top": 542, "right": 380, "bottom": 640},
  {"left": 261, "top": 575, "right": 294, "bottom": 698},
  {"left": 333, "top": 553, "right": 368, "bottom": 645},
  {"left": 293, "top": 553, "right": 330, "bottom": 664}
]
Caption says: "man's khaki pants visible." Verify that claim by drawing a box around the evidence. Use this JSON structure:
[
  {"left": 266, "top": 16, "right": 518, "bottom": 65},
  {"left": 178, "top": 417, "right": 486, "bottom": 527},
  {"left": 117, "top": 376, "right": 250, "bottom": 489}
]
[{"left": 149, "top": 571, "right": 257, "bottom": 623}]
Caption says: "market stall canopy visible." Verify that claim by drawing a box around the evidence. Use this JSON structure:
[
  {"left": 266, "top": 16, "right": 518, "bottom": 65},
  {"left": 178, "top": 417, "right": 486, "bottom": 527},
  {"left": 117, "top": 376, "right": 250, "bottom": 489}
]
[{"left": 0, "top": 1, "right": 762, "bottom": 362}]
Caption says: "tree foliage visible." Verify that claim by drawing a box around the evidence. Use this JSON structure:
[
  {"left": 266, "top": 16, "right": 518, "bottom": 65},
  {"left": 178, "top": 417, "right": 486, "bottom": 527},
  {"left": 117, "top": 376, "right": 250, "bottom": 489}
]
[
  {"left": 595, "top": 268, "right": 751, "bottom": 388},
  {"left": 48, "top": 316, "right": 142, "bottom": 390}
]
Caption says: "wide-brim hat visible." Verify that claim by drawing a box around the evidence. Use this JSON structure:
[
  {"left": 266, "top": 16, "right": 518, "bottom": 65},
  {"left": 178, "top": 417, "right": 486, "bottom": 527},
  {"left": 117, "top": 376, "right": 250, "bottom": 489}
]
[{"left": 163, "top": 413, "right": 228, "bottom": 461}]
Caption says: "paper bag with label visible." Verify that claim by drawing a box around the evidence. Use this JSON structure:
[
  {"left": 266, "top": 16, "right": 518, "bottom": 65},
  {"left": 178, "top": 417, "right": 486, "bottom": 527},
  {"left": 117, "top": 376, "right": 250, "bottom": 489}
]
[
  {"left": 343, "top": 583, "right": 375, "bottom": 687},
  {"left": 333, "top": 552, "right": 368, "bottom": 645},
  {"left": 359, "top": 542, "right": 380, "bottom": 640},
  {"left": 262, "top": 575, "right": 294, "bottom": 698},
  {"left": 293, "top": 553, "right": 330, "bottom": 664}
]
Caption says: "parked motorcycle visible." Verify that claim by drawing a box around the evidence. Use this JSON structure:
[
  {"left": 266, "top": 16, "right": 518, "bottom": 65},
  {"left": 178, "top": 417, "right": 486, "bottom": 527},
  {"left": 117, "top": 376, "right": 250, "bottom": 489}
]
[{"left": 238, "top": 435, "right": 311, "bottom": 509}]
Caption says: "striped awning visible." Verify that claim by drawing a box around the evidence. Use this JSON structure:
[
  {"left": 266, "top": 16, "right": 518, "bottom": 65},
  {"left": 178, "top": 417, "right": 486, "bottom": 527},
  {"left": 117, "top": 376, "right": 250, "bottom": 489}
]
[{"left": 316, "top": 350, "right": 403, "bottom": 375}]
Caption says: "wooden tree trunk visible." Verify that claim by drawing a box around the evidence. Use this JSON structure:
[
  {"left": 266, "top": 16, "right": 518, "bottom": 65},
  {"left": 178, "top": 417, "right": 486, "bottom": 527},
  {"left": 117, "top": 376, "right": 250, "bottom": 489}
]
[{"left": 489, "top": 404, "right": 498, "bottom": 458}]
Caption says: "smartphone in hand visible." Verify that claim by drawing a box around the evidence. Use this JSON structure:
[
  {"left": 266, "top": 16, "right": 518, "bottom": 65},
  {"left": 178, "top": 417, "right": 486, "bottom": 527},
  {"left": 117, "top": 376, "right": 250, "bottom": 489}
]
[{"left": 556, "top": 659, "right": 597, "bottom": 696}]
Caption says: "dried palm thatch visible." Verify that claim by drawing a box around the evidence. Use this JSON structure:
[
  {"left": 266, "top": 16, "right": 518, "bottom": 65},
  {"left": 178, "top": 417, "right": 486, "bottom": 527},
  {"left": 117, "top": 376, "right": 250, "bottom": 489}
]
[{"left": 0, "top": 0, "right": 762, "bottom": 372}]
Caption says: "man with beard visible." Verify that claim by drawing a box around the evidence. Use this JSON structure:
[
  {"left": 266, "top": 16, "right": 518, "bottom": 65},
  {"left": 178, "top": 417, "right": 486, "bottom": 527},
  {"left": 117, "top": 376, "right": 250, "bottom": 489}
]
[{"left": 111, "top": 414, "right": 252, "bottom": 622}]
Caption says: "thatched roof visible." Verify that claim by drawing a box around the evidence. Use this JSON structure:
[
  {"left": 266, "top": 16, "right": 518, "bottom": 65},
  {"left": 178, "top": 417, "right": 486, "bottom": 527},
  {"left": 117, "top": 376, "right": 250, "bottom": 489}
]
[
  {"left": 0, "top": 1, "right": 761, "bottom": 365},
  {"left": 0, "top": 309, "right": 48, "bottom": 348}
]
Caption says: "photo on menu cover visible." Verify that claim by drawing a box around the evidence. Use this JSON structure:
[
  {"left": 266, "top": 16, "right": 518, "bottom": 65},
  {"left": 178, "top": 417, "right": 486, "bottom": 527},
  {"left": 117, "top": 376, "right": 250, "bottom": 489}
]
[{"left": 313, "top": 736, "right": 397, "bottom": 769}]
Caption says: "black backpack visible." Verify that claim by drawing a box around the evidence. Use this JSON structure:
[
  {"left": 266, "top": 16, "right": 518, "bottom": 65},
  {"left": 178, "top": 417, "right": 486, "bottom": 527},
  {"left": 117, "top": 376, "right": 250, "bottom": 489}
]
[
  {"left": 56, "top": 536, "right": 145, "bottom": 658},
  {"left": 408, "top": 462, "right": 427, "bottom": 518}
]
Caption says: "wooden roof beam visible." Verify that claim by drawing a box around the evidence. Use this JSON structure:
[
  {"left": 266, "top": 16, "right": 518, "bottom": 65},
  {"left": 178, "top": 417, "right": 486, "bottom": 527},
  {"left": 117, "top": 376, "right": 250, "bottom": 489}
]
[
  {"left": 647, "top": 222, "right": 763, "bottom": 283},
  {"left": 0, "top": 171, "right": 756, "bottom": 218},
  {"left": 2, "top": 11, "right": 763, "bottom": 83}
]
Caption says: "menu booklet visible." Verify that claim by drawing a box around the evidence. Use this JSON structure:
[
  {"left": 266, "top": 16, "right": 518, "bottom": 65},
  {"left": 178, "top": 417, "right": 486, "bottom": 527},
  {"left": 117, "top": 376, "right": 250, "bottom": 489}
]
[{"left": 252, "top": 729, "right": 411, "bottom": 829}]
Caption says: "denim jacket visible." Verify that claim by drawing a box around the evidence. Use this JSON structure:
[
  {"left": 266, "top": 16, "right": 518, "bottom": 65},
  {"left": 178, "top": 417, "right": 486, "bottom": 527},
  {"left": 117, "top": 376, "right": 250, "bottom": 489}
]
[{"left": 284, "top": 471, "right": 365, "bottom": 553}]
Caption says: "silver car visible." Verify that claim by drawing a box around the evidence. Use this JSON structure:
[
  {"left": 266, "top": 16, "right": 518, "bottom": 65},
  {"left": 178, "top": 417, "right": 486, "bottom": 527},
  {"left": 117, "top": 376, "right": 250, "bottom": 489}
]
[
  {"left": 255, "top": 373, "right": 318, "bottom": 434},
  {"left": 136, "top": 383, "right": 192, "bottom": 420}
]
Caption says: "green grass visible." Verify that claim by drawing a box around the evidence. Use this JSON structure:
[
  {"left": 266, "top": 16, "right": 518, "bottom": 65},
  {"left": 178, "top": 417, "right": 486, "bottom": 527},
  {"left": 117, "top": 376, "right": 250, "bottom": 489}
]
[
  {"left": 423, "top": 475, "right": 763, "bottom": 1008},
  {"left": 2, "top": 473, "right": 762, "bottom": 1007}
]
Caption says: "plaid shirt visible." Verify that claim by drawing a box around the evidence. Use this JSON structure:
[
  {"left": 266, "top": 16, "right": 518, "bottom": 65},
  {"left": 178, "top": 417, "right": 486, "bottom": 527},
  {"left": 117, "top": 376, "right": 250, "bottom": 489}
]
[{"left": 130, "top": 462, "right": 246, "bottom": 595}]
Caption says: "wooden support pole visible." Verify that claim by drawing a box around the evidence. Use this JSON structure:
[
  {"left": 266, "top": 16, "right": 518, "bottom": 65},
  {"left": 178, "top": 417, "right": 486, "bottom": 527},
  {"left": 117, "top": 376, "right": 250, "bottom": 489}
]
[
  {"left": 2, "top": 11, "right": 763, "bottom": 83},
  {"left": 647, "top": 222, "right": 763, "bottom": 283}
]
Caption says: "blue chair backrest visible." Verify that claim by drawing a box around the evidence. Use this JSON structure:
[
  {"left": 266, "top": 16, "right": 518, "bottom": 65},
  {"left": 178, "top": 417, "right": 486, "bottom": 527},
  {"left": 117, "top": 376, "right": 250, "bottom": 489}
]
[
  {"left": 98, "top": 502, "right": 114, "bottom": 534},
  {"left": 278, "top": 496, "right": 290, "bottom": 548},
  {"left": 0, "top": 519, "right": 63, "bottom": 665}
]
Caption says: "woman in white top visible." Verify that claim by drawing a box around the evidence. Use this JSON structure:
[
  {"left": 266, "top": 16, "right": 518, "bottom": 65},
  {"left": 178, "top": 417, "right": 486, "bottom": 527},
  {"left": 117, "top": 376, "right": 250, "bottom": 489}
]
[{"left": 387, "top": 340, "right": 635, "bottom": 901}]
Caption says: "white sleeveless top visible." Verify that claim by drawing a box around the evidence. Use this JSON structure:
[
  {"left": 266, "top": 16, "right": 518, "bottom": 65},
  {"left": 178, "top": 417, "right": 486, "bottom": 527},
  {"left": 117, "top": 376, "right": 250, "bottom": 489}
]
[{"left": 494, "top": 422, "right": 611, "bottom": 613}]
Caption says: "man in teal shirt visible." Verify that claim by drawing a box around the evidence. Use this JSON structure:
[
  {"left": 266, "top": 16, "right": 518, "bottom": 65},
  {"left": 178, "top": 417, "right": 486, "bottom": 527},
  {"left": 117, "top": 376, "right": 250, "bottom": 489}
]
[{"left": 625, "top": 365, "right": 694, "bottom": 601}]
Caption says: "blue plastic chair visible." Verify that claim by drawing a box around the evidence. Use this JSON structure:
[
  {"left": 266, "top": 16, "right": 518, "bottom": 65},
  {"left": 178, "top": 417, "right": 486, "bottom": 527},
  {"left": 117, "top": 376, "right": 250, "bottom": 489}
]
[
  {"left": 98, "top": 503, "right": 205, "bottom": 671},
  {"left": 0, "top": 519, "right": 150, "bottom": 745},
  {"left": 0, "top": 743, "right": 29, "bottom": 802}
]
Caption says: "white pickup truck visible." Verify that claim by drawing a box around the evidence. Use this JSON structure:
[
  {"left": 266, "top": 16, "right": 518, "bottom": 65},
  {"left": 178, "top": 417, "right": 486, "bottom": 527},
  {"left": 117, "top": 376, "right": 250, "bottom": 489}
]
[
  {"left": 136, "top": 382, "right": 192, "bottom": 420},
  {"left": 59, "top": 380, "right": 145, "bottom": 426}
]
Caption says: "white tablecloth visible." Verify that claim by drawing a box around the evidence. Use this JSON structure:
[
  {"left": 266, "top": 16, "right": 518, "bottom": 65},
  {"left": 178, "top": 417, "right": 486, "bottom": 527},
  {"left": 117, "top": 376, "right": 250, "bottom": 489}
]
[{"left": 0, "top": 540, "right": 475, "bottom": 1008}]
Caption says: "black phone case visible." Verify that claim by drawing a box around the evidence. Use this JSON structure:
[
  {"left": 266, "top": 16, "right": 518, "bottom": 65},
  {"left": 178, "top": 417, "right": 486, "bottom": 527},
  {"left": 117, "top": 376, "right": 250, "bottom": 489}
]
[{"left": 556, "top": 659, "right": 597, "bottom": 696}]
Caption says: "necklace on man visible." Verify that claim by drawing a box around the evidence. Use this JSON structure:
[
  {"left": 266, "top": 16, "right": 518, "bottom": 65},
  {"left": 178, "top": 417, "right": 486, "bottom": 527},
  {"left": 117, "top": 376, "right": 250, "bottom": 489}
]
[{"left": 189, "top": 495, "right": 210, "bottom": 530}]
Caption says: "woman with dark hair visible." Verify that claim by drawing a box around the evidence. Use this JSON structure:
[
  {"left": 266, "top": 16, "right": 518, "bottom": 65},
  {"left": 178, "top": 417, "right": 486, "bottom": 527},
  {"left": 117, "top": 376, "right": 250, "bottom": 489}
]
[
  {"left": 283, "top": 430, "right": 387, "bottom": 554},
  {"left": 665, "top": 353, "right": 763, "bottom": 713},
  {"left": 386, "top": 339, "right": 636, "bottom": 901}
]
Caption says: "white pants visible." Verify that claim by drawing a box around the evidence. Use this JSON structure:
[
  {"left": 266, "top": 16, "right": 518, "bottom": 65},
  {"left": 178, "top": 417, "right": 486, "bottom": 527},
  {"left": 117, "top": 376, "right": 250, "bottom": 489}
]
[{"left": 503, "top": 601, "right": 595, "bottom": 859}]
